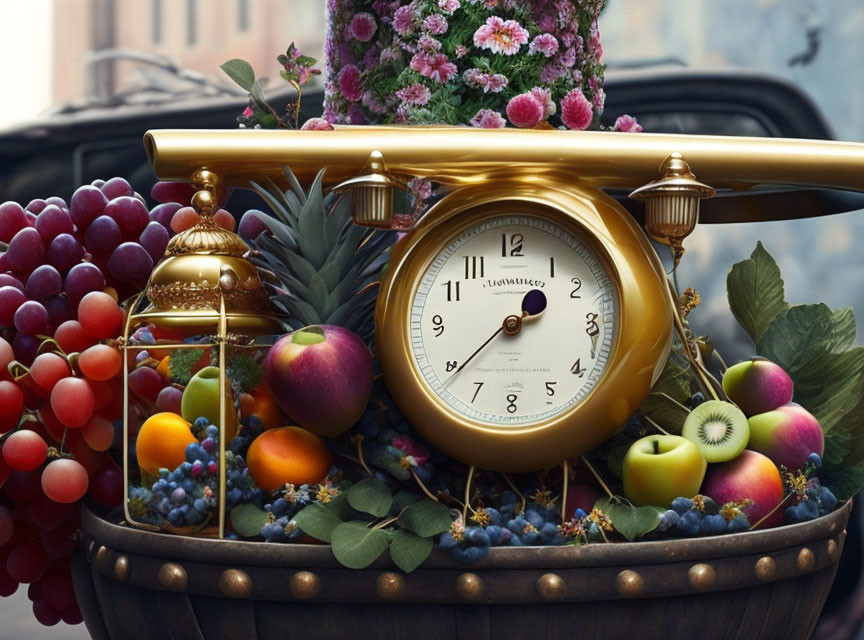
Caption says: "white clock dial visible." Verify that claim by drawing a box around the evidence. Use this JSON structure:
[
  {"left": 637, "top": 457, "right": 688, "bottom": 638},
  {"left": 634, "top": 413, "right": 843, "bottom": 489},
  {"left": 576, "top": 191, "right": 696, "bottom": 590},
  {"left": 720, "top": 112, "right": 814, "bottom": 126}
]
[{"left": 409, "top": 215, "right": 619, "bottom": 427}]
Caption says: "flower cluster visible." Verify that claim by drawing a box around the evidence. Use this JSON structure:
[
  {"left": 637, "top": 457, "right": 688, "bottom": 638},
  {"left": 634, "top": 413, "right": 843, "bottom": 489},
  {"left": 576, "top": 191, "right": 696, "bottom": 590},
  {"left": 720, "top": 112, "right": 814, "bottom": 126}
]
[{"left": 323, "top": 0, "right": 617, "bottom": 129}]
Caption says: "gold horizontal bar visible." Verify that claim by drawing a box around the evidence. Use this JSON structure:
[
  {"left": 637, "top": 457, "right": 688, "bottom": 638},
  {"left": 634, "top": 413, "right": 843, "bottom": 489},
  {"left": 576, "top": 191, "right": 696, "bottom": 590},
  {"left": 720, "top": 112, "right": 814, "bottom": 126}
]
[{"left": 144, "top": 127, "right": 864, "bottom": 195}]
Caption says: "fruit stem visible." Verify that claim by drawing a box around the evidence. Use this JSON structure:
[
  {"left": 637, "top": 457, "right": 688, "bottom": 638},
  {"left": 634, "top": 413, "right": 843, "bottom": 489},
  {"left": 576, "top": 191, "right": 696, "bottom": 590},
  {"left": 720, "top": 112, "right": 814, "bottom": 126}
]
[
  {"left": 409, "top": 468, "right": 440, "bottom": 503},
  {"left": 579, "top": 455, "right": 617, "bottom": 502},
  {"left": 60, "top": 428, "right": 67, "bottom": 455},
  {"left": 373, "top": 515, "right": 400, "bottom": 530},
  {"left": 653, "top": 439, "right": 660, "bottom": 455},
  {"left": 560, "top": 459, "right": 570, "bottom": 522},
  {"left": 462, "top": 466, "right": 476, "bottom": 523},
  {"left": 666, "top": 280, "right": 720, "bottom": 402},
  {"left": 641, "top": 413, "right": 672, "bottom": 436},
  {"left": 354, "top": 436, "right": 373, "bottom": 477},
  {"left": 502, "top": 473, "right": 527, "bottom": 514},
  {"left": 749, "top": 492, "right": 795, "bottom": 531}
]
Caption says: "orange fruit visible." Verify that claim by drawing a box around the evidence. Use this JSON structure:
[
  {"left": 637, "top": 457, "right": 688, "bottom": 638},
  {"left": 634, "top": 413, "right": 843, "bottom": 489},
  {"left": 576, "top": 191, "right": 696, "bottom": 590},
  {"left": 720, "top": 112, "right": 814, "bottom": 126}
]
[
  {"left": 240, "top": 384, "right": 284, "bottom": 430},
  {"left": 135, "top": 412, "right": 196, "bottom": 476},
  {"left": 245, "top": 427, "right": 332, "bottom": 491},
  {"left": 156, "top": 356, "right": 172, "bottom": 382}
]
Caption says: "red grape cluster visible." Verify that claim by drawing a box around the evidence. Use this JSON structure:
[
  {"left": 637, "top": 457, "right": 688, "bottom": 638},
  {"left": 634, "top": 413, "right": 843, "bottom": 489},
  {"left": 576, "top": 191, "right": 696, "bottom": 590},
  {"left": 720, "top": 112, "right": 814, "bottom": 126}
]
[{"left": 0, "top": 177, "right": 233, "bottom": 628}]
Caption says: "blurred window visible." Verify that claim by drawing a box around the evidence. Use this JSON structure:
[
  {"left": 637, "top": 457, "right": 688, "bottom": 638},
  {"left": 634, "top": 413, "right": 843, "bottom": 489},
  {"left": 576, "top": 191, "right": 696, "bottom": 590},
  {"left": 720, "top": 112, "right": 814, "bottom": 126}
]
[
  {"left": 151, "top": 0, "right": 162, "bottom": 44},
  {"left": 186, "top": 0, "right": 197, "bottom": 46},
  {"left": 238, "top": 0, "right": 249, "bottom": 32}
]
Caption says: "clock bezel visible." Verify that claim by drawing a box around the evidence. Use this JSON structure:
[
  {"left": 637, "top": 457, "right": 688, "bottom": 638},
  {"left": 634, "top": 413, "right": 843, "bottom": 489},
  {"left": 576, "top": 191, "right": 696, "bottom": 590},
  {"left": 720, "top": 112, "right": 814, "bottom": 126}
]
[{"left": 376, "top": 181, "right": 673, "bottom": 472}]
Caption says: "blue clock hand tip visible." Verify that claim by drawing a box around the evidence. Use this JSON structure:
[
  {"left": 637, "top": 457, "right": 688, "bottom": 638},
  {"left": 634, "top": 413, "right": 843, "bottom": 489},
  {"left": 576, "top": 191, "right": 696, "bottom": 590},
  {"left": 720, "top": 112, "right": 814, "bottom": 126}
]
[{"left": 522, "top": 289, "right": 547, "bottom": 316}]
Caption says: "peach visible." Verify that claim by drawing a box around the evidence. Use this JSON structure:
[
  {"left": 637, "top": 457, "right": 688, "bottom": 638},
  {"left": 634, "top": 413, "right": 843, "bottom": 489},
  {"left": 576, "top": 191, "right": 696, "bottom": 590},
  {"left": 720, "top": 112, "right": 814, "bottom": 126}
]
[
  {"left": 245, "top": 426, "right": 332, "bottom": 491},
  {"left": 702, "top": 450, "right": 785, "bottom": 529},
  {"left": 135, "top": 412, "right": 196, "bottom": 476},
  {"left": 722, "top": 359, "right": 793, "bottom": 416},
  {"left": 747, "top": 404, "right": 823, "bottom": 471}
]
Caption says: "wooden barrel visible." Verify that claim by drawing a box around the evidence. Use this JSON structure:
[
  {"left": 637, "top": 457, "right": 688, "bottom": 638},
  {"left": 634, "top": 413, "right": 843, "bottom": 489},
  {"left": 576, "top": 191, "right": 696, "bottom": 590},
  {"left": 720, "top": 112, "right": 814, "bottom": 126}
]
[{"left": 72, "top": 501, "right": 851, "bottom": 640}]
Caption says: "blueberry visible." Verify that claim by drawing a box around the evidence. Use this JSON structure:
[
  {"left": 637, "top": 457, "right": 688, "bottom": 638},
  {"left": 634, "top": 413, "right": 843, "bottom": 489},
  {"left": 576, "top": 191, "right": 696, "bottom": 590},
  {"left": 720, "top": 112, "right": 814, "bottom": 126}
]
[
  {"left": 700, "top": 514, "right": 727, "bottom": 536},
  {"left": 727, "top": 516, "right": 749, "bottom": 532},
  {"left": 658, "top": 509, "right": 680, "bottom": 532},
  {"left": 818, "top": 487, "right": 837, "bottom": 513},
  {"left": 450, "top": 544, "right": 489, "bottom": 564},
  {"left": 438, "top": 532, "right": 458, "bottom": 550},
  {"left": 671, "top": 497, "right": 693, "bottom": 515},
  {"left": 166, "top": 508, "right": 184, "bottom": 526},
  {"left": 194, "top": 417, "right": 209, "bottom": 430},
  {"left": 464, "top": 527, "right": 491, "bottom": 548},
  {"left": 676, "top": 510, "right": 702, "bottom": 536},
  {"left": 170, "top": 487, "right": 186, "bottom": 504},
  {"left": 205, "top": 425, "right": 219, "bottom": 439},
  {"left": 807, "top": 453, "right": 822, "bottom": 469}
]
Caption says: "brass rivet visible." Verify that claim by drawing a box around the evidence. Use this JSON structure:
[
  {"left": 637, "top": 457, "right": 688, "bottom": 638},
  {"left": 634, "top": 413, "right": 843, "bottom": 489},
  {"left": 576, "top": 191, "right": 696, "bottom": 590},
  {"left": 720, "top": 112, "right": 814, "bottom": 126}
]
[
  {"left": 616, "top": 570, "right": 644, "bottom": 597},
  {"left": 536, "top": 573, "right": 567, "bottom": 600},
  {"left": 827, "top": 539, "right": 838, "bottom": 560},
  {"left": 289, "top": 571, "right": 321, "bottom": 600},
  {"left": 94, "top": 546, "right": 111, "bottom": 570},
  {"left": 754, "top": 557, "right": 776, "bottom": 581},
  {"left": 797, "top": 548, "right": 816, "bottom": 572},
  {"left": 114, "top": 555, "right": 130, "bottom": 583},
  {"left": 375, "top": 572, "right": 405, "bottom": 601},
  {"left": 455, "top": 573, "right": 485, "bottom": 601},
  {"left": 688, "top": 564, "right": 715, "bottom": 590},
  {"left": 220, "top": 569, "right": 253, "bottom": 598},
  {"left": 158, "top": 562, "right": 188, "bottom": 592}
]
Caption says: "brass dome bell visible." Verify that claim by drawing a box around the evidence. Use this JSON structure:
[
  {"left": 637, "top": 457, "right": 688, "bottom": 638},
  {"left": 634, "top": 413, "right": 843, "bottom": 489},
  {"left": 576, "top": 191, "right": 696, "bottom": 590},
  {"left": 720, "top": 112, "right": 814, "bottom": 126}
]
[{"left": 333, "top": 150, "right": 403, "bottom": 228}]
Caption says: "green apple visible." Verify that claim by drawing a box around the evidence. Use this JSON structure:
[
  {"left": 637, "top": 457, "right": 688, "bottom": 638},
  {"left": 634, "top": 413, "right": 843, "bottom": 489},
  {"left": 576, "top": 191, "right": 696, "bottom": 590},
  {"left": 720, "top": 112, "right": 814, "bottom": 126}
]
[
  {"left": 622, "top": 435, "right": 707, "bottom": 507},
  {"left": 181, "top": 366, "right": 238, "bottom": 439}
]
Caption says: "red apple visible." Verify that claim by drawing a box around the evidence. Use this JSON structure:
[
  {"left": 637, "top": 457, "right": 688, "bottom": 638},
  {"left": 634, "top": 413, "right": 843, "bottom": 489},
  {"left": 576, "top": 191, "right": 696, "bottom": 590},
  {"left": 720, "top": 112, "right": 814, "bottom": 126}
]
[
  {"left": 747, "top": 404, "right": 824, "bottom": 471},
  {"left": 263, "top": 325, "right": 373, "bottom": 437},
  {"left": 722, "top": 358, "right": 793, "bottom": 416},
  {"left": 702, "top": 450, "right": 785, "bottom": 529}
]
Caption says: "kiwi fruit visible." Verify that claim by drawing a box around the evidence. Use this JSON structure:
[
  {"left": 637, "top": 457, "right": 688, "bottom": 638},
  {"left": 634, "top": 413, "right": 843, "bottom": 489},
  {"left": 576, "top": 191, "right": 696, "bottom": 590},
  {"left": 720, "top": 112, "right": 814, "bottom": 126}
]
[{"left": 682, "top": 400, "right": 750, "bottom": 462}]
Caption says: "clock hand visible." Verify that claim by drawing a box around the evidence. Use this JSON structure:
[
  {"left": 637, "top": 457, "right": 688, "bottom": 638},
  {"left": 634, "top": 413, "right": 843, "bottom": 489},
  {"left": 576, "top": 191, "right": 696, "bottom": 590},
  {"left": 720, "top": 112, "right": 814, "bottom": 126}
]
[{"left": 444, "top": 289, "right": 547, "bottom": 385}]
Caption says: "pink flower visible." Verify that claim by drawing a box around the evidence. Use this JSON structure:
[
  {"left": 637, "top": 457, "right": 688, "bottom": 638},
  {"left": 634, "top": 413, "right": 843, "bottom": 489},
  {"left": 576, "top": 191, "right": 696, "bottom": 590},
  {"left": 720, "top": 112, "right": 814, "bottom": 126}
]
[
  {"left": 588, "top": 20, "right": 602, "bottom": 58},
  {"left": 470, "top": 108, "right": 506, "bottom": 128},
  {"left": 347, "top": 104, "right": 366, "bottom": 124},
  {"left": 393, "top": 5, "right": 415, "bottom": 35},
  {"left": 463, "top": 69, "right": 508, "bottom": 93},
  {"left": 455, "top": 44, "right": 469, "bottom": 58},
  {"left": 423, "top": 13, "right": 448, "bottom": 35},
  {"left": 529, "top": 34, "right": 559, "bottom": 57},
  {"left": 408, "top": 177, "right": 433, "bottom": 201},
  {"left": 242, "top": 106, "right": 254, "bottom": 118},
  {"left": 348, "top": 12, "right": 378, "bottom": 42},
  {"left": 396, "top": 83, "right": 432, "bottom": 106},
  {"left": 613, "top": 114, "right": 643, "bottom": 133},
  {"left": 393, "top": 435, "right": 430, "bottom": 467},
  {"left": 540, "top": 62, "right": 565, "bottom": 83},
  {"left": 418, "top": 34, "right": 442, "bottom": 52},
  {"left": 506, "top": 93, "right": 544, "bottom": 128},
  {"left": 338, "top": 65, "right": 363, "bottom": 102},
  {"left": 380, "top": 47, "right": 398, "bottom": 63},
  {"left": 560, "top": 89, "right": 593, "bottom": 130},
  {"left": 438, "top": 0, "right": 460, "bottom": 13},
  {"left": 409, "top": 52, "right": 457, "bottom": 83},
  {"left": 592, "top": 88, "right": 605, "bottom": 113},
  {"left": 301, "top": 117, "right": 335, "bottom": 131},
  {"left": 473, "top": 16, "right": 529, "bottom": 56},
  {"left": 530, "top": 87, "right": 556, "bottom": 116}
]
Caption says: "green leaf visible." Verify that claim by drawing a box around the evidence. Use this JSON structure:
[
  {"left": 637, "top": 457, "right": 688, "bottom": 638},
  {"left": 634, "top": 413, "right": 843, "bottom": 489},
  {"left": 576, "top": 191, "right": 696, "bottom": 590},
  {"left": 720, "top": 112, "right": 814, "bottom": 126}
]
[
  {"left": 398, "top": 499, "right": 453, "bottom": 537},
  {"left": 390, "top": 491, "right": 423, "bottom": 516},
  {"left": 820, "top": 463, "right": 864, "bottom": 502},
  {"left": 727, "top": 242, "right": 787, "bottom": 342},
  {"left": 220, "top": 59, "right": 257, "bottom": 91},
  {"left": 330, "top": 521, "right": 391, "bottom": 569},
  {"left": 594, "top": 498, "right": 664, "bottom": 542},
  {"left": 640, "top": 392, "right": 690, "bottom": 435},
  {"left": 389, "top": 529, "right": 433, "bottom": 573},
  {"left": 346, "top": 477, "right": 393, "bottom": 518},
  {"left": 320, "top": 492, "right": 361, "bottom": 520},
  {"left": 230, "top": 504, "right": 269, "bottom": 538},
  {"left": 292, "top": 502, "right": 345, "bottom": 543}
]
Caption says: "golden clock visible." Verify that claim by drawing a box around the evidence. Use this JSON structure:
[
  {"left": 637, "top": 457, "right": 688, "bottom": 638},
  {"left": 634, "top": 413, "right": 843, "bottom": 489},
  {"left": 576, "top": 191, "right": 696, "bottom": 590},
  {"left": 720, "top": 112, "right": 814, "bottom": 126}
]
[{"left": 142, "top": 126, "right": 864, "bottom": 472}]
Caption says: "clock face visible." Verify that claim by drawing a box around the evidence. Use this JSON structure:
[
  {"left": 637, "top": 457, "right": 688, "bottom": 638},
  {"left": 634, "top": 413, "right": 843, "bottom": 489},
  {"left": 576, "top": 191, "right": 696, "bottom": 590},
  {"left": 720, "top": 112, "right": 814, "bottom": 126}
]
[{"left": 409, "top": 215, "right": 619, "bottom": 427}]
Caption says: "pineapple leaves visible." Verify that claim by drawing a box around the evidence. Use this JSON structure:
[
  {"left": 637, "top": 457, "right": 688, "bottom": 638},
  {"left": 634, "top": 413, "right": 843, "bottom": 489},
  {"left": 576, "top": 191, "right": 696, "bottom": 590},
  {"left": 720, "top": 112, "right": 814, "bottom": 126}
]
[{"left": 298, "top": 170, "right": 330, "bottom": 268}]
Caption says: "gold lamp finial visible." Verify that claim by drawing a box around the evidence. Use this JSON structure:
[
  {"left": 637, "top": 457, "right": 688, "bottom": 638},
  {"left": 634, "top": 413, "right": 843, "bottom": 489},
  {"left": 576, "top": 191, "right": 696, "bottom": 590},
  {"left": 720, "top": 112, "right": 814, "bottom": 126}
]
[
  {"left": 333, "top": 150, "right": 401, "bottom": 228},
  {"left": 629, "top": 152, "right": 716, "bottom": 265}
]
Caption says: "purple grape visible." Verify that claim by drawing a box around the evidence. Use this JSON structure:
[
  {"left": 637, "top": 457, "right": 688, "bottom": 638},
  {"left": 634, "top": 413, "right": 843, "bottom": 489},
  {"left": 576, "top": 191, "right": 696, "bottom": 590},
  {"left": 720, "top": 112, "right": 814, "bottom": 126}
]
[
  {"left": 6, "top": 227, "right": 45, "bottom": 272},
  {"left": 238, "top": 210, "right": 270, "bottom": 240},
  {"left": 104, "top": 197, "right": 149, "bottom": 238},
  {"left": 44, "top": 197, "right": 68, "bottom": 210},
  {"left": 90, "top": 179, "right": 106, "bottom": 188},
  {"left": 0, "top": 275, "right": 23, "bottom": 291},
  {"left": 64, "top": 262, "right": 105, "bottom": 306},
  {"left": 100, "top": 177, "right": 133, "bottom": 200},
  {"left": 149, "top": 203, "right": 182, "bottom": 231},
  {"left": 34, "top": 205, "right": 74, "bottom": 242},
  {"left": 43, "top": 295, "right": 73, "bottom": 332},
  {"left": 12, "top": 333, "right": 39, "bottom": 366},
  {"left": 24, "top": 265, "right": 62, "bottom": 300},
  {"left": 14, "top": 301, "right": 48, "bottom": 335},
  {"left": 0, "top": 286, "right": 26, "bottom": 326},
  {"left": 84, "top": 215, "right": 123, "bottom": 253},
  {"left": 0, "top": 201, "right": 28, "bottom": 243},
  {"left": 25, "top": 199, "right": 47, "bottom": 215},
  {"left": 46, "top": 234, "right": 84, "bottom": 272},
  {"left": 69, "top": 186, "right": 108, "bottom": 231},
  {"left": 139, "top": 221, "right": 169, "bottom": 261},
  {"left": 108, "top": 242, "right": 153, "bottom": 284}
]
